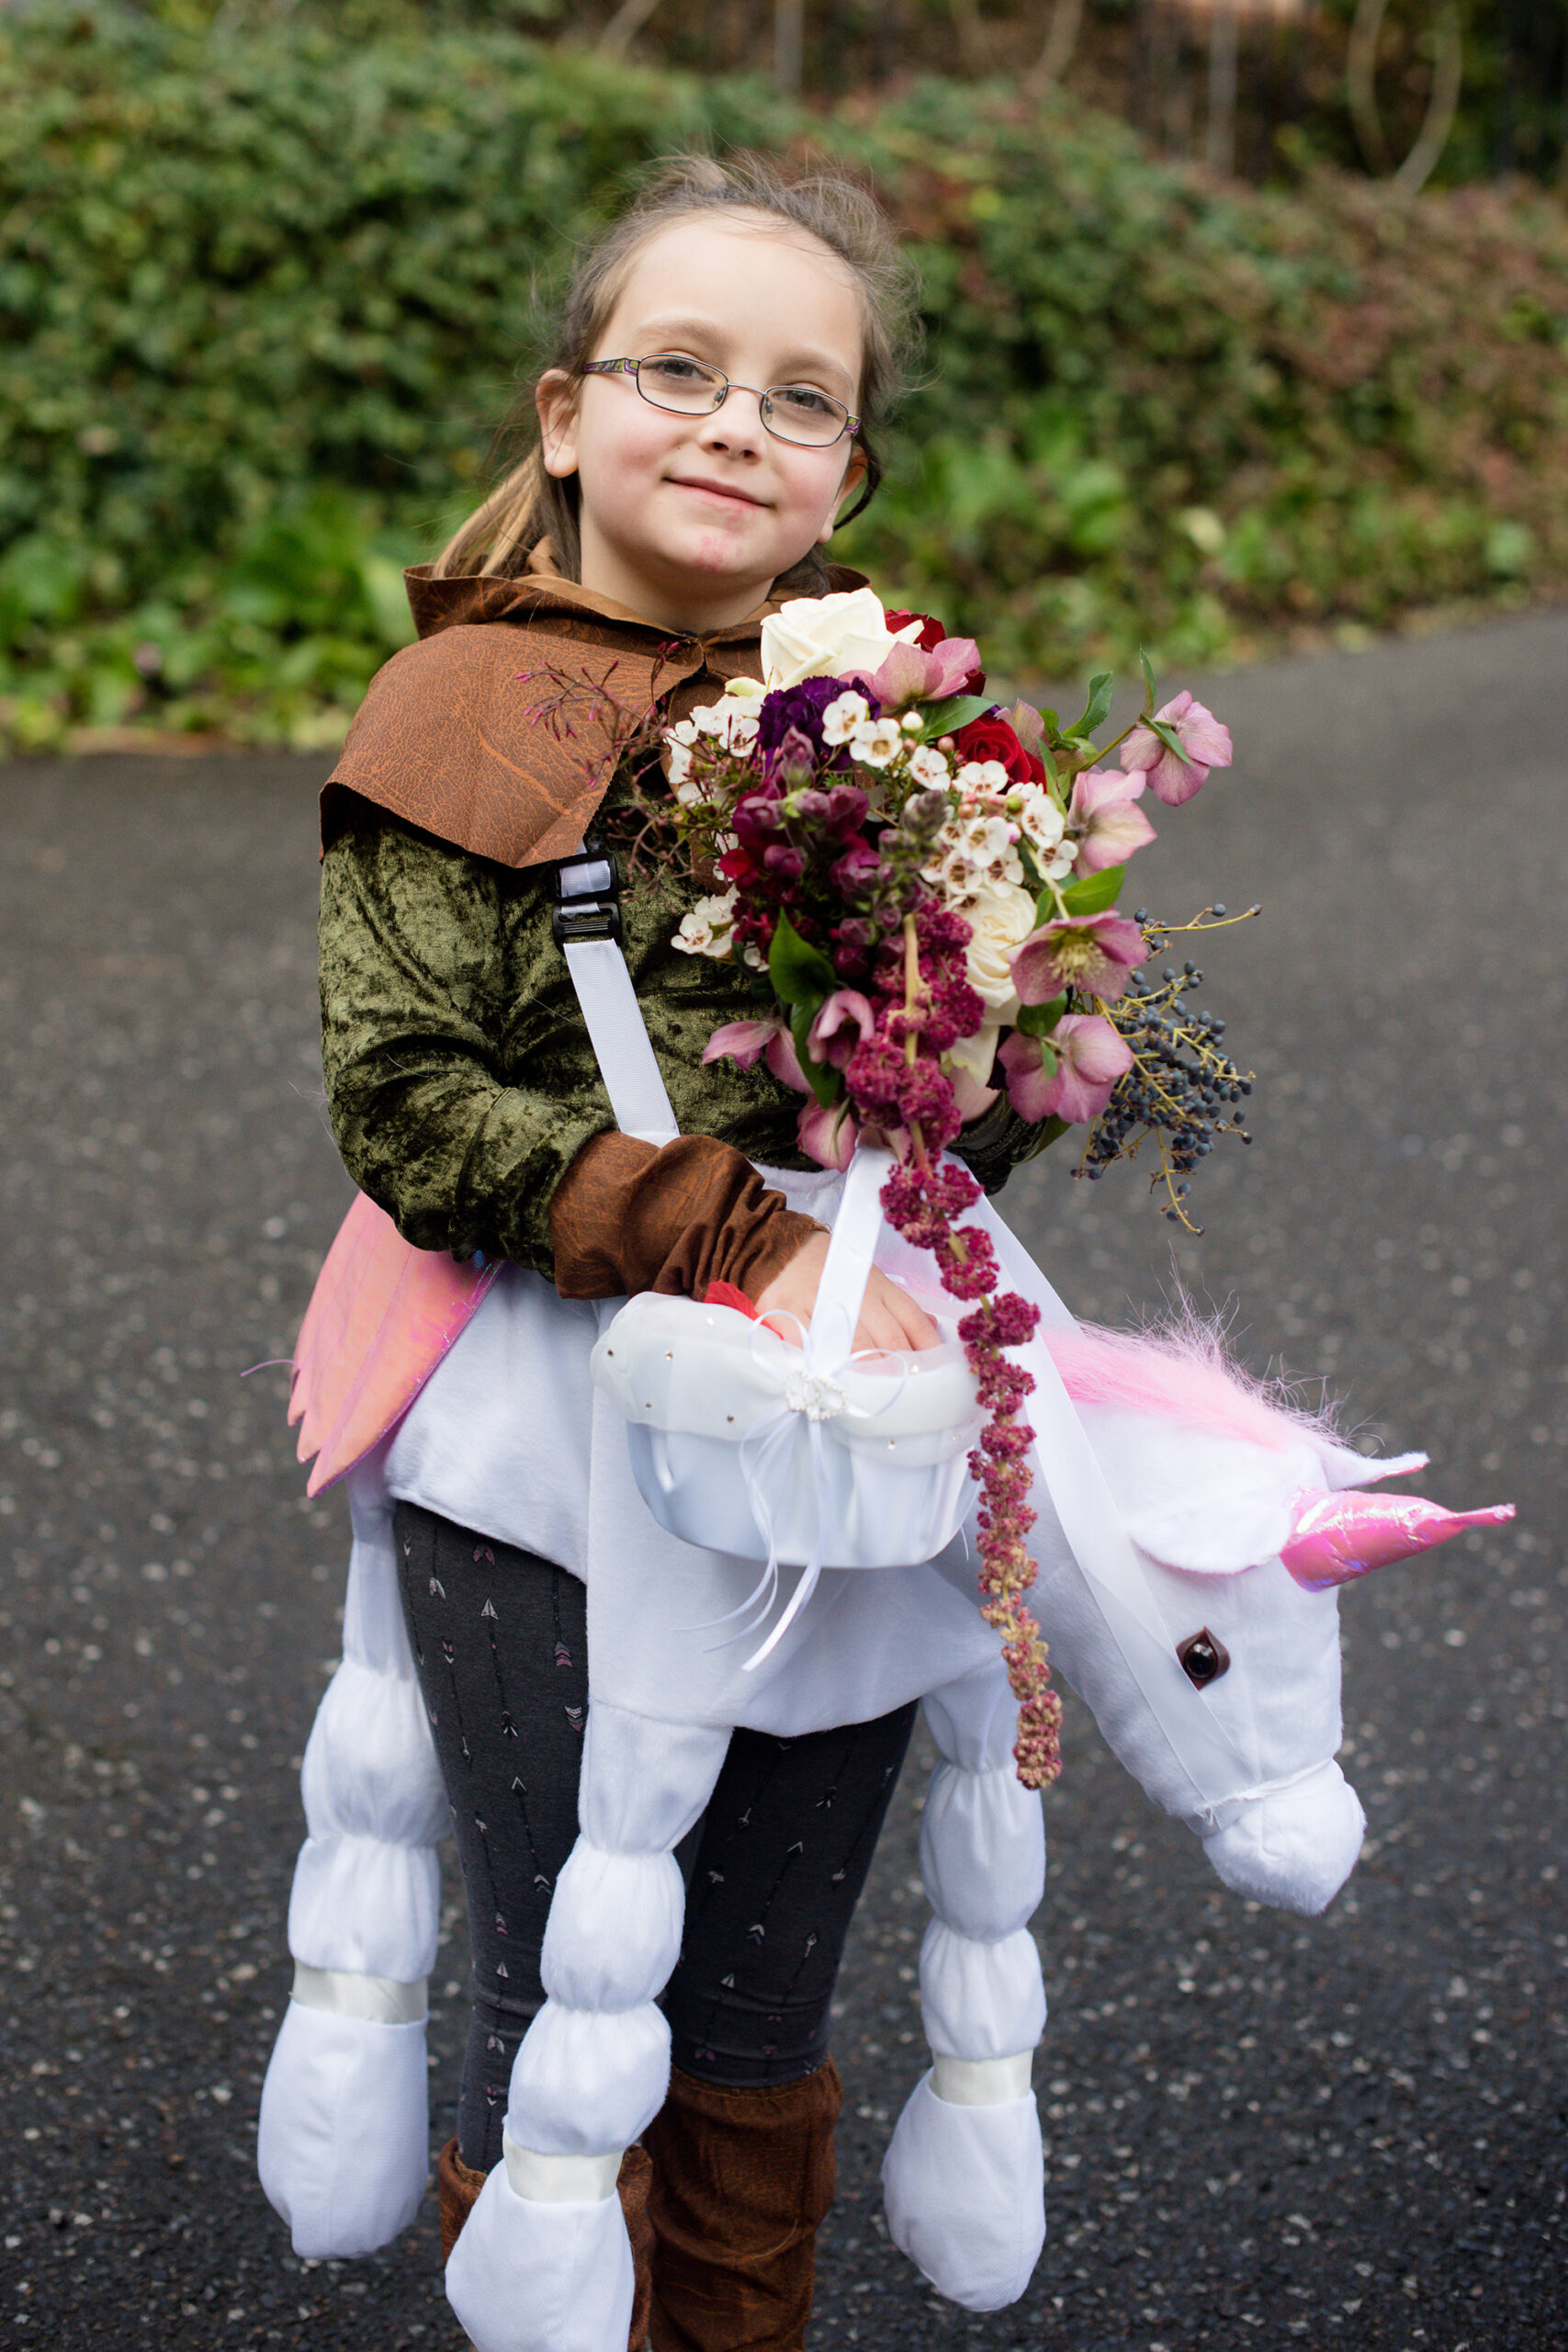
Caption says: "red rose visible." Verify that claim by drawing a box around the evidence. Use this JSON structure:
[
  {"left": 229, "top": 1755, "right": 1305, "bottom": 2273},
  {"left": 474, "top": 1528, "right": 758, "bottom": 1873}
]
[
  {"left": 884, "top": 608, "right": 946, "bottom": 653},
  {"left": 951, "top": 714, "right": 1045, "bottom": 786}
]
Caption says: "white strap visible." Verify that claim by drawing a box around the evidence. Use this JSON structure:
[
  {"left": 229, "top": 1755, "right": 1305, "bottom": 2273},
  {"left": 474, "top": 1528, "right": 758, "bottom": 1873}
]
[
  {"left": 502, "top": 2127, "right": 623, "bottom": 2204},
  {"left": 930, "top": 2052, "right": 1034, "bottom": 2106},
  {"left": 804, "top": 1143, "right": 890, "bottom": 1365},
  {"left": 562, "top": 935, "right": 679, "bottom": 1146},
  {"left": 289, "top": 1962, "right": 427, "bottom": 2024},
  {"left": 556, "top": 841, "right": 678, "bottom": 1145}
]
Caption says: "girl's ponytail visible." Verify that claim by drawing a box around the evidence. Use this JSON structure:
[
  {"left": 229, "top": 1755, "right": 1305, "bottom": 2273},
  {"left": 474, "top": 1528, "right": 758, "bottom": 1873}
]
[{"left": 432, "top": 152, "right": 919, "bottom": 589}]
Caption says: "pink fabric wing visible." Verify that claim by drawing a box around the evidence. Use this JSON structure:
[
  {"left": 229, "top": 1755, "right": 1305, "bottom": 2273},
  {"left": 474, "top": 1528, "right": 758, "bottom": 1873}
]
[{"left": 288, "top": 1192, "right": 500, "bottom": 1496}]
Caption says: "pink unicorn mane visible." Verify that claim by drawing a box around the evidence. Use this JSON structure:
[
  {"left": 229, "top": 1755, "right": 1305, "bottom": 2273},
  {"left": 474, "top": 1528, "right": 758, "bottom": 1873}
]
[{"left": 1042, "top": 1314, "right": 1337, "bottom": 1453}]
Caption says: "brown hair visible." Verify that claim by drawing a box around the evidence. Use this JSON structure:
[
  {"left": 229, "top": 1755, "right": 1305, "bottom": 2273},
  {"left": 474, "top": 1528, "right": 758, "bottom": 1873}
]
[{"left": 432, "top": 152, "right": 920, "bottom": 592}]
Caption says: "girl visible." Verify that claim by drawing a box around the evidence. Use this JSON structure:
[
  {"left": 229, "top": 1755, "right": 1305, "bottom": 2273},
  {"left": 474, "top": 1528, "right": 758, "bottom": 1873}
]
[{"left": 260, "top": 155, "right": 1055, "bottom": 2350}]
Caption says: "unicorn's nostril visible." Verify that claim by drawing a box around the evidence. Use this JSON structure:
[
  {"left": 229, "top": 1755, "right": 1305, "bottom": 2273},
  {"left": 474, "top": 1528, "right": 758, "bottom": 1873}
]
[{"left": 1178, "top": 1628, "right": 1231, "bottom": 1686}]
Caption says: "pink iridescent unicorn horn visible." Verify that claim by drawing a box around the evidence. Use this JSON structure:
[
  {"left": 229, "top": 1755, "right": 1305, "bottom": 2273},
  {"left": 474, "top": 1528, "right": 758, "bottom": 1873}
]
[{"left": 1280, "top": 1490, "right": 1516, "bottom": 1592}]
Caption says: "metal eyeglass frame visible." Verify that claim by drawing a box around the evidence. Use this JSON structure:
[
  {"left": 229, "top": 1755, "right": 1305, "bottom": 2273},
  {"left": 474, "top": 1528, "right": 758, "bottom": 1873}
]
[{"left": 580, "top": 356, "right": 860, "bottom": 448}]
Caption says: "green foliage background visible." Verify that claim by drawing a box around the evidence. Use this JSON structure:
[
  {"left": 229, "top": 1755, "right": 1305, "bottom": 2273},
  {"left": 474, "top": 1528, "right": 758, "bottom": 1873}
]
[{"left": 3, "top": 5, "right": 1566, "bottom": 750}]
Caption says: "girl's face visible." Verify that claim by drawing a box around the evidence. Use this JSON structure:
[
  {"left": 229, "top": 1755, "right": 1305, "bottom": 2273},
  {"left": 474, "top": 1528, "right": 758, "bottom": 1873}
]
[{"left": 537, "top": 214, "right": 867, "bottom": 634}]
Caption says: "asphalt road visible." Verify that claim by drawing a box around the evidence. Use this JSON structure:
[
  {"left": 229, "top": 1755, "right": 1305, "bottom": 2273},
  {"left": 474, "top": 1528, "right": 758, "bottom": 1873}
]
[{"left": 2, "top": 608, "right": 1564, "bottom": 2352}]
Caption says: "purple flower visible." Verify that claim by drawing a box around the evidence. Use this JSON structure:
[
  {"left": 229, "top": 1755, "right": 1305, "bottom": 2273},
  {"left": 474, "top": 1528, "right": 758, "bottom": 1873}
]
[
  {"left": 830, "top": 837, "right": 883, "bottom": 893},
  {"left": 703, "top": 1017, "right": 810, "bottom": 1093},
  {"left": 1010, "top": 911, "right": 1145, "bottom": 1004},
  {"left": 1119, "top": 691, "right": 1233, "bottom": 808},
  {"left": 758, "top": 676, "right": 869, "bottom": 763},
  {"left": 1066, "top": 768, "right": 1157, "bottom": 876},
  {"left": 852, "top": 635, "right": 985, "bottom": 710},
  {"left": 796, "top": 1097, "right": 859, "bottom": 1170},
  {"left": 999, "top": 1012, "right": 1134, "bottom": 1124},
  {"left": 807, "top": 989, "right": 876, "bottom": 1070}
]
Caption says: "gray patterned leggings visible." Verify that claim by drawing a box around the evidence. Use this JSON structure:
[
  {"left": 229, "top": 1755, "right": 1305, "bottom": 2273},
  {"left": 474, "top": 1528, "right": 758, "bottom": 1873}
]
[{"left": 394, "top": 1501, "right": 917, "bottom": 2171}]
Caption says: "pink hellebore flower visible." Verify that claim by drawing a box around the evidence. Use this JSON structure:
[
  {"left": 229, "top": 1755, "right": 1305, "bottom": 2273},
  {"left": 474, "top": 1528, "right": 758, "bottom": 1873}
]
[
  {"left": 797, "top": 1098, "right": 860, "bottom": 1171},
  {"left": 1119, "top": 691, "right": 1232, "bottom": 808},
  {"left": 704, "top": 1017, "right": 810, "bottom": 1093},
  {"left": 1010, "top": 910, "right": 1145, "bottom": 1005},
  {"left": 999, "top": 1015, "right": 1134, "bottom": 1125},
  {"left": 851, "top": 635, "right": 984, "bottom": 711},
  {"left": 807, "top": 989, "right": 876, "bottom": 1070},
  {"left": 1067, "top": 768, "right": 1157, "bottom": 876}
]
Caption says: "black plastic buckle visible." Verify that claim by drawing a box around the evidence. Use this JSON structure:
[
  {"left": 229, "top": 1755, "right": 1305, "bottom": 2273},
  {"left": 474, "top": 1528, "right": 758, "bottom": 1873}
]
[{"left": 550, "top": 838, "right": 622, "bottom": 948}]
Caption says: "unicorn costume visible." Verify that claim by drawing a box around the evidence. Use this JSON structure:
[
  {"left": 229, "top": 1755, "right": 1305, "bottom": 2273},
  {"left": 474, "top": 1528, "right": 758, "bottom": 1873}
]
[{"left": 258, "top": 561, "right": 1509, "bottom": 2352}]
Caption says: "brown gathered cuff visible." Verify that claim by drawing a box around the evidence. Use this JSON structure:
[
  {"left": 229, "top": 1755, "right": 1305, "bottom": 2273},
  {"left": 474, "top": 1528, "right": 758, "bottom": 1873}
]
[{"left": 547, "top": 1131, "right": 824, "bottom": 1303}]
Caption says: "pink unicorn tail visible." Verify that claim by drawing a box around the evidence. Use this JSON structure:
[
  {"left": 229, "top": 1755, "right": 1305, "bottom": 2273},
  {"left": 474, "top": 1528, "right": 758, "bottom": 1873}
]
[{"left": 1281, "top": 1491, "right": 1516, "bottom": 1591}]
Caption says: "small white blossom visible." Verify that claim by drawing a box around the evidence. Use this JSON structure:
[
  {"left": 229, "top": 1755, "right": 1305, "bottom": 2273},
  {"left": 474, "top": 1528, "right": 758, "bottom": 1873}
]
[
  {"left": 691, "top": 696, "right": 761, "bottom": 752},
  {"left": 820, "top": 690, "right": 871, "bottom": 746},
  {"left": 849, "top": 717, "right": 905, "bottom": 768},
  {"left": 907, "top": 744, "right": 951, "bottom": 788},
  {"left": 923, "top": 809, "right": 1023, "bottom": 895},
  {"left": 671, "top": 889, "right": 739, "bottom": 958},
  {"left": 663, "top": 739, "right": 694, "bottom": 786},
  {"left": 670, "top": 718, "right": 699, "bottom": 745},
  {"left": 955, "top": 758, "right": 1010, "bottom": 795},
  {"left": 900, "top": 709, "right": 924, "bottom": 732},
  {"left": 1012, "top": 783, "right": 1074, "bottom": 876}
]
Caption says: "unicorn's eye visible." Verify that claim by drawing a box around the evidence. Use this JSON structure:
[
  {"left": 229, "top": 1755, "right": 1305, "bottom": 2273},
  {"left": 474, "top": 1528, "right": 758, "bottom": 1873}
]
[{"left": 1178, "top": 1629, "right": 1230, "bottom": 1687}]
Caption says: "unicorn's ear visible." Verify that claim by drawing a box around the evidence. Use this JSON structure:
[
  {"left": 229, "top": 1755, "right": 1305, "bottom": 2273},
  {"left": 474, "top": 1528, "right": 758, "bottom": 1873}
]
[
  {"left": 1314, "top": 1442, "right": 1429, "bottom": 1492},
  {"left": 1089, "top": 1413, "right": 1314, "bottom": 1576}
]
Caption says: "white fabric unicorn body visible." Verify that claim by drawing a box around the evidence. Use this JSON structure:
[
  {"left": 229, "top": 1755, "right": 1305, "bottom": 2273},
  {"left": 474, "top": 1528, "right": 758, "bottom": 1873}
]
[
  {"left": 261, "top": 876, "right": 1511, "bottom": 2346},
  {"left": 257, "top": 1154, "right": 1506, "bottom": 2349}
]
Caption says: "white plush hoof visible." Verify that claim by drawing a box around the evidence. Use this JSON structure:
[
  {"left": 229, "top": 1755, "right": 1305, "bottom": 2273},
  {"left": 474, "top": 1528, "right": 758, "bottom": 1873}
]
[
  {"left": 881, "top": 2070, "right": 1044, "bottom": 2311},
  {"left": 257, "top": 2001, "right": 429, "bottom": 2257},
  {"left": 445, "top": 2162, "right": 635, "bottom": 2352}
]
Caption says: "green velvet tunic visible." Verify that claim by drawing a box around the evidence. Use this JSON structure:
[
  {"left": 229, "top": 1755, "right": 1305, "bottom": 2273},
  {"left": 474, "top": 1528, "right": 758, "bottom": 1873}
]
[{"left": 320, "top": 772, "right": 1050, "bottom": 1283}]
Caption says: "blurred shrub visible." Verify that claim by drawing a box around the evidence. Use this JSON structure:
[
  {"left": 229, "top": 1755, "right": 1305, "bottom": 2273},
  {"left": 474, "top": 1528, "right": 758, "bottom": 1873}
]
[{"left": 1, "top": 6, "right": 1565, "bottom": 749}]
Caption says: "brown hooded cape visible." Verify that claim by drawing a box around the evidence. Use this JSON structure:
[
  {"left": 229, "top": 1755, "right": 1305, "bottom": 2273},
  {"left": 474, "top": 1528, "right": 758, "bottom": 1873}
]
[{"left": 321, "top": 547, "right": 870, "bottom": 865}]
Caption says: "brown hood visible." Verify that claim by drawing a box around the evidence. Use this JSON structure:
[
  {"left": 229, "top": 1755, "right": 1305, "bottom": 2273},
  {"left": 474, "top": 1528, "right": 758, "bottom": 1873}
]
[{"left": 321, "top": 543, "right": 868, "bottom": 870}]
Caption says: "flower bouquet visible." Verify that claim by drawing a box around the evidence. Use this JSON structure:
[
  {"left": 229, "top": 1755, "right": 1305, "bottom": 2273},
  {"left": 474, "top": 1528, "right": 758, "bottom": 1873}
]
[{"left": 571, "top": 589, "right": 1248, "bottom": 1786}]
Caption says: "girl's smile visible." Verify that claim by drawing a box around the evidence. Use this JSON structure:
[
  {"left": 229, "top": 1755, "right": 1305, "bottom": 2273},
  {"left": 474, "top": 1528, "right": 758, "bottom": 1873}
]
[{"left": 536, "top": 215, "right": 867, "bottom": 634}]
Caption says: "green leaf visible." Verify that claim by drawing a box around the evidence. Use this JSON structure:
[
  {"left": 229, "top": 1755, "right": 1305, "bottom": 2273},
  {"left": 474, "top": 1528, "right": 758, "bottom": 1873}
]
[
  {"left": 768, "top": 908, "right": 837, "bottom": 1011},
  {"left": 1147, "top": 717, "right": 1190, "bottom": 767},
  {"left": 1015, "top": 1115, "right": 1071, "bottom": 1163},
  {"left": 1138, "top": 649, "right": 1157, "bottom": 711},
  {"left": 1070, "top": 670, "right": 1113, "bottom": 741},
  {"left": 790, "top": 1001, "right": 842, "bottom": 1108},
  {"left": 1014, "top": 994, "right": 1066, "bottom": 1038},
  {"left": 1060, "top": 865, "right": 1125, "bottom": 915},
  {"left": 919, "top": 691, "right": 992, "bottom": 738}
]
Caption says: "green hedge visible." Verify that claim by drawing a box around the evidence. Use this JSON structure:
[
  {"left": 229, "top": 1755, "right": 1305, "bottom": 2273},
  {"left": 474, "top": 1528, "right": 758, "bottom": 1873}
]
[{"left": 3, "top": 6, "right": 1566, "bottom": 750}]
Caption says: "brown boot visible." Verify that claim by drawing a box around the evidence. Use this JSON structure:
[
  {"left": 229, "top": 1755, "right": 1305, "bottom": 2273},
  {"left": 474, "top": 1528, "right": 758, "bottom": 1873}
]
[
  {"left": 643, "top": 2060, "right": 842, "bottom": 2352},
  {"left": 437, "top": 2136, "right": 655, "bottom": 2352}
]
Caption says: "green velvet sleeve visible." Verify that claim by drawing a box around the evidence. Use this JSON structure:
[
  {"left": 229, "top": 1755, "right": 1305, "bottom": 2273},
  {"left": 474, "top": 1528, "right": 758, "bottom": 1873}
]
[{"left": 318, "top": 805, "right": 810, "bottom": 1275}]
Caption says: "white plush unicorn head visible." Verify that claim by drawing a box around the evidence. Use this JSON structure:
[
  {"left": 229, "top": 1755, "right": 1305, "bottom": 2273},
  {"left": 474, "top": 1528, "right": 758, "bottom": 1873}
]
[{"left": 1024, "top": 1322, "right": 1512, "bottom": 1917}]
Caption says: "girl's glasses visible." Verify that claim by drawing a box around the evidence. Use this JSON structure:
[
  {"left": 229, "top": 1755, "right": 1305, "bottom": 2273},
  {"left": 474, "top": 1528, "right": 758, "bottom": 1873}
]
[{"left": 581, "top": 355, "right": 860, "bottom": 449}]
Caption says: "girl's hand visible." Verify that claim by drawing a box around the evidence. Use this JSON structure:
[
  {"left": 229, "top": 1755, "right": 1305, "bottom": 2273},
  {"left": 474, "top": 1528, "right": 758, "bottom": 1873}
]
[{"left": 753, "top": 1232, "right": 942, "bottom": 1354}]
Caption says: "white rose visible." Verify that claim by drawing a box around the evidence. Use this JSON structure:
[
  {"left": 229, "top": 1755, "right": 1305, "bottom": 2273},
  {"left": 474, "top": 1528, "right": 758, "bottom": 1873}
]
[
  {"left": 760, "top": 589, "right": 922, "bottom": 689},
  {"left": 961, "top": 880, "right": 1040, "bottom": 1023},
  {"left": 944, "top": 1021, "right": 1003, "bottom": 1089}
]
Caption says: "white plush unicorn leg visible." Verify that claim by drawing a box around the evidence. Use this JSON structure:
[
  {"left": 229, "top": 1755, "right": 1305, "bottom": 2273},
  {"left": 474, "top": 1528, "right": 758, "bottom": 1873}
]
[
  {"left": 881, "top": 1662, "right": 1047, "bottom": 2312},
  {"left": 446, "top": 1701, "right": 731, "bottom": 2352},
  {"left": 258, "top": 1454, "right": 448, "bottom": 2256}
]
